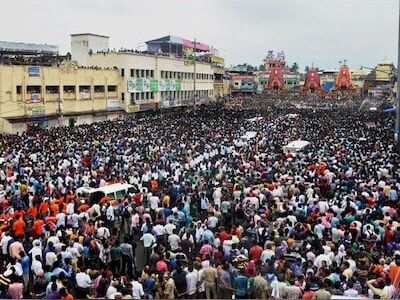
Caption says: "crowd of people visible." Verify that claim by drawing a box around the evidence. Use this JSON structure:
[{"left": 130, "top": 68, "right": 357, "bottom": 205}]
[{"left": 0, "top": 97, "right": 397, "bottom": 299}]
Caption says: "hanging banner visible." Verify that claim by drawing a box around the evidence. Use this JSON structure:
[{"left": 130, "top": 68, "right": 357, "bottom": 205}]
[
  {"left": 142, "top": 79, "right": 150, "bottom": 92},
  {"left": 150, "top": 80, "right": 158, "bottom": 92},
  {"left": 128, "top": 79, "right": 182, "bottom": 92},
  {"left": 127, "top": 79, "right": 143, "bottom": 92}
]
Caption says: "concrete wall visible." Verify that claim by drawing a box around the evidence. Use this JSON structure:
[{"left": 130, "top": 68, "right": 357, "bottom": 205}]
[{"left": 71, "top": 34, "right": 109, "bottom": 66}]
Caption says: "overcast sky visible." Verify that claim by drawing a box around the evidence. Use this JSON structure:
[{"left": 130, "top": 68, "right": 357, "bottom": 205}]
[{"left": 0, "top": 0, "right": 398, "bottom": 70}]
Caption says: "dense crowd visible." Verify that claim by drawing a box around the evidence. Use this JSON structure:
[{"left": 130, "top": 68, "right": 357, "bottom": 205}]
[{"left": 0, "top": 97, "right": 397, "bottom": 299}]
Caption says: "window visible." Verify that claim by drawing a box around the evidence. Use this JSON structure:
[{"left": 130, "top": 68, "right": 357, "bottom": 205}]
[
  {"left": 136, "top": 69, "right": 140, "bottom": 77},
  {"left": 130, "top": 69, "right": 135, "bottom": 77},
  {"left": 161, "top": 71, "right": 165, "bottom": 79},
  {"left": 150, "top": 92, "right": 154, "bottom": 99},
  {"left": 145, "top": 70, "right": 149, "bottom": 78},
  {"left": 94, "top": 85, "right": 105, "bottom": 93},
  {"left": 63, "top": 86, "right": 75, "bottom": 93},
  {"left": 130, "top": 93, "right": 135, "bottom": 104},
  {"left": 121, "top": 68, "right": 125, "bottom": 77},
  {"left": 27, "top": 86, "right": 41, "bottom": 93},
  {"left": 16, "top": 86, "right": 22, "bottom": 95},
  {"left": 46, "top": 86, "right": 59, "bottom": 94},
  {"left": 150, "top": 70, "right": 154, "bottom": 78},
  {"left": 141, "top": 70, "right": 145, "bottom": 77},
  {"left": 107, "top": 85, "right": 117, "bottom": 92},
  {"left": 146, "top": 92, "right": 150, "bottom": 100},
  {"left": 121, "top": 93, "right": 125, "bottom": 101}
]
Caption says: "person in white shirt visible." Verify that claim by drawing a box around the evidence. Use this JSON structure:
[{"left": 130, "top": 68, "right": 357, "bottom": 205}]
[
  {"left": 186, "top": 265, "right": 199, "bottom": 297},
  {"left": 55, "top": 211, "right": 66, "bottom": 228},
  {"left": 31, "top": 255, "right": 43, "bottom": 276},
  {"left": 131, "top": 275, "right": 145, "bottom": 299},
  {"left": 76, "top": 268, "right": 92, "bottom": 299},
  {"left": 168, "top": 230, "right": 181, "bottom": 252},
  {"left": 0, "top": 231, "right": 13, "bottom": 259},
  {"left": 106, "top": 204, "right": 115, "bottom": 222},
  {"left": 149, "top": 194, "right": 160, "bottom": 211}
]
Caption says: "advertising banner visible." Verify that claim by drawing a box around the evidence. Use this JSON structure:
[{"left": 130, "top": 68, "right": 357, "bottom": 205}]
[
  {"left": 142, "top": 79, "right": 150, "bottom": 92},
  {"left": 128, "top": 79, "right": 182, "bottom": 92},
  {"left": 150, "top": 80, "right": 158, "bottom": 92},
  {"left": 26, "top": 97, "right": 45, "bottom": 116}
]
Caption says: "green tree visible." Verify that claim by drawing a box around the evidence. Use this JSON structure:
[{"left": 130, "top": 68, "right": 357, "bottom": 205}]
[
  {"left": 304, "top": 66, "right": 310, "bottom": 74},
  {"left": 259, "top": 64, "right": 266, "bottom": 71},
  {"left": 290, "top": 62, "right": 299, "bottom": 73}
]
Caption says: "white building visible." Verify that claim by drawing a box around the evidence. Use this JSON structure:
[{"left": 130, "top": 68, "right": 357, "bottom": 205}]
[{"left": 71, "top": 33, "right": 214, "bottom": 113}]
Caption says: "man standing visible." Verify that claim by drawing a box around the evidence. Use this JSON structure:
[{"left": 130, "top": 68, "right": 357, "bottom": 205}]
[
  {"left": 75, "top": 268, "right": 92, "bottom": 299},
  {"left": 200, "top": 265, "right": 218, "bottom": 299},
  {"left": 140, "top": 227, "right": 156, "bottom": 265},
  {"left": 131, "top": 274, "right": 145, "bottom": 300}
]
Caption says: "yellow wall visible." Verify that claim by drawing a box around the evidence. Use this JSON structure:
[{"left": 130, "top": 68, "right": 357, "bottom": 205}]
[{"left": 0, "top": 63, "right": 120, "bottom": 132}]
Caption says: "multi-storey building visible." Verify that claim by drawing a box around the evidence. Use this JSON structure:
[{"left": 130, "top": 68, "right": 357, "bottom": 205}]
[
  {"left": 71, "top": 34, "right": 215, "bottom": 112},
  {"left": 0, "top": 40, "right": 122, "bottom": 133}
]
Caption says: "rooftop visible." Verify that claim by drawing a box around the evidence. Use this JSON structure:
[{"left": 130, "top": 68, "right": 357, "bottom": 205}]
[{"left": 70, "top": 33, "right": 109, "bottom": 38}]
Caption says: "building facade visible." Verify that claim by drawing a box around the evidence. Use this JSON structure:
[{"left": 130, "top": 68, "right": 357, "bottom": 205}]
[
  {"left": 71, "top": 34, "right": 215, "bottom": 112},
  {"left": 0, "top": 61, "right": 122, "bottom": 133}
]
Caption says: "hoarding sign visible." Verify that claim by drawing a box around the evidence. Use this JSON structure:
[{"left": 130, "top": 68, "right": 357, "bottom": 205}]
[{"left": 28, "top": 66, "right": 40, "bottom": 77}]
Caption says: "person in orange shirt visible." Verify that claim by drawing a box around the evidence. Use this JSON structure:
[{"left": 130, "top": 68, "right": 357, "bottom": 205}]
[
  {"left": 60, "top": 288, "right": 74, "bottom": 300},
  {"left": 27, "top": 205, "right": 38, "bottom": 219},
  {"left": 33, "top": 218, "right": 44, "bottom": 237},
  {"left": 13, "top": 207, "right": 25, "bottom": 221},
  {"left": 50, "top": 201, "right": 59, "bottom": 216},
  {"left": 151, "top": 179, "right": 159, "bottom": 191},
  {"left": 12, "top": 216, "right": 25, "bottom": 239},
  {"left": 78, "top": 201, "right": 90, "bottom": 212},
  {"left": 39, "top": 200, "right": 50, "bottom": 216}
]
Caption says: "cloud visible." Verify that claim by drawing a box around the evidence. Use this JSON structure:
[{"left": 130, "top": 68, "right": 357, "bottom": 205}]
[{"left": 0, "top": 0, "right": 397, "bottom": 69}]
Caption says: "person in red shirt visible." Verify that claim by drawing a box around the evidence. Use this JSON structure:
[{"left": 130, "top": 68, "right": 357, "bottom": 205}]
[
  {"left": 249, "top": 240, "right": 263, "bottom": 262},
  {"left": 219, "top": 229, "right": 230, "bottom": 244}
]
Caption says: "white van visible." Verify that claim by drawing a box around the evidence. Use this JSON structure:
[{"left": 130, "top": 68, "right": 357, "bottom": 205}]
[
  {"left": 76, "top": 183, "right": 137, "bottom": 203},
  {"left": 283, "top": 140, "right": 310, "bottom": 154}
]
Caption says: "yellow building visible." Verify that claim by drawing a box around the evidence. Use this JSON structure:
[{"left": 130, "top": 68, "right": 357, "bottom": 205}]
[
  {"left": 375, "top": 58, "right": 393, "bottom": 82},
  {"left": 210, "top": 54, "right": 226, "bottom": 100},
  {"left": 351, "top": 68, "right": 368, "bottom": 89},
  {"left": 0, "top": 61, "right": 122, "bottom": 133}
]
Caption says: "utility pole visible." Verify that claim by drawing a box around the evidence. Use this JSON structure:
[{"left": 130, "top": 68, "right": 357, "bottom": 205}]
[
  {"left": 57, "top": 97, "right": 63, "bottom": 126},
  {"left": 193, "top": 38, "right": 196, "bottom": 106},
  {"left": 396, "top": 0, "right": 400, "bottom": 151}
]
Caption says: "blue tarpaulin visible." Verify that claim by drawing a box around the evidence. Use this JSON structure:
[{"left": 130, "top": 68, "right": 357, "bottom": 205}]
[{"left": 322, "top": 81, "right": 335, "bottom": 92}]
